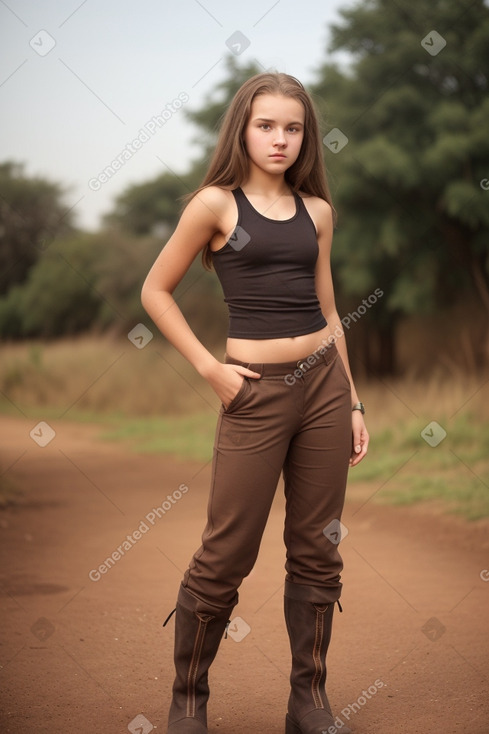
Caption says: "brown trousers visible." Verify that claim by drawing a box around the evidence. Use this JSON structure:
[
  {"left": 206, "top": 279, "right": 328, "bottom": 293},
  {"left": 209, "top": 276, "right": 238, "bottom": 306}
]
[{"left": 182, "top": 341, "right": 352, "bottom": 610}]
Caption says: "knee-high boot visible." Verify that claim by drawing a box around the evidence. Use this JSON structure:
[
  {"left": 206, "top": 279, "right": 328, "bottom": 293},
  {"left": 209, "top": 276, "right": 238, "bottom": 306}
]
[
  {"left": 284, "top": 594, "right": 352, "bottom": 734},
  {"left": 165, "top": 585, "right": 236, "bottom": 733}
]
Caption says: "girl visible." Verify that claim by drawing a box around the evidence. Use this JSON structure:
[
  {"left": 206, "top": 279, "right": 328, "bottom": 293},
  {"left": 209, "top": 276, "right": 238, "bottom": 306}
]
[{"left": 141, "top": 72, "right": 369, "bottom": 734}]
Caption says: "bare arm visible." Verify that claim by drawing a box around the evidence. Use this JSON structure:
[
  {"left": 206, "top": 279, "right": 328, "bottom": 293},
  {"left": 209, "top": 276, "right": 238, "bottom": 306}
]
[
  {"left": 312, "top": 198, "right": 369, "bottom": 466},
  {"left": 141, "top": 187, "right": 260, "bottom": 407}
]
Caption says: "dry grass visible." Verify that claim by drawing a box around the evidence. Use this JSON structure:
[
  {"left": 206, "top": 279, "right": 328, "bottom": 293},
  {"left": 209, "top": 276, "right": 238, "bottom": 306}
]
[
  {"left": 1, "top": 335, "right": 487, "bottom": 422},
  {"left": 0, "top": 335, "right": 220, "bottom": 418},
  {"left": 1, "top": 336, "right": 488, "bottom": 519}
]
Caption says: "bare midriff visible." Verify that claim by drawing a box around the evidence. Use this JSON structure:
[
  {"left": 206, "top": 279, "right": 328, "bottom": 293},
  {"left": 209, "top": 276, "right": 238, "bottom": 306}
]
[{"left": 226, "top": 324, "right": 333, "bottom": 363}]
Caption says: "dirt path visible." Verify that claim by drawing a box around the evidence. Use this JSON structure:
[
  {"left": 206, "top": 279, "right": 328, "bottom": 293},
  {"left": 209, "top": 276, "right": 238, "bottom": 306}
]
[{"left": 1, "top": 415, "right": 488, "bottom": 734}]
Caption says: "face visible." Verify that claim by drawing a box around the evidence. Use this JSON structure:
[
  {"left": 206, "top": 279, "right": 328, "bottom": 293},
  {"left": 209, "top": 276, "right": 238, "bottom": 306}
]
[{"left": 243, "top": 93, "right": 305, "bottom": 175}]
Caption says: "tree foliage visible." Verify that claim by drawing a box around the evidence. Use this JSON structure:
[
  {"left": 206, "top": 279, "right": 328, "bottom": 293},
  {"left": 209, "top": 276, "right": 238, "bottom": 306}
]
[
  {"left": 0, "top": 161, "right": 74, "bottom": 295},
  {"left": 312, "top": 0, "right": 489, "bottom": 370},
  {"left": 0, "top": 230, "right": 160, "bottom": 338},
  {"left": 104, "top": 173, "right": 191, "bottom": 236},
  {"left": 2, "top": 2, "right": 489, "bottom": 374}
]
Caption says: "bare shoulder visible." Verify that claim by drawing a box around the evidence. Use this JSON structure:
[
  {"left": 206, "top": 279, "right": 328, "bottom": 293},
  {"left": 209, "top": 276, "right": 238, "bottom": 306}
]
[
  {"left": 190, "top": 185, "right": 234, "bottom": 216},
  {"left": 299, "top": 193, "right": 333, "bottom": 234}
]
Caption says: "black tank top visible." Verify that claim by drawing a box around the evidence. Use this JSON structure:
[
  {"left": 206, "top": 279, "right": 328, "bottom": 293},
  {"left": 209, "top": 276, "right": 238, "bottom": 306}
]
[{"left": 211, "top": 187, "right": 327, "bottom": 339}]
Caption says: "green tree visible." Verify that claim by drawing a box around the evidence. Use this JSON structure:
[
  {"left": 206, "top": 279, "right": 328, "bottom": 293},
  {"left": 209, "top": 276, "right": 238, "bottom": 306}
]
[
  {"left": 312, "top": 0, "right": 489, "bottom": 372},
  {"left": 94, "top": 228, "right": 165, "bottom": 332},
  {"left": 0, "top": 233, "right": 104, "bottom": 338},
  {"left": 104, "top": 172, "right": 191, "bottom": 236},
  {"left": 0, "top": 161, "right": 74, "bottom": 295},
  {"left": 0, "top": 229, "right": 169, "bottom": 338}
]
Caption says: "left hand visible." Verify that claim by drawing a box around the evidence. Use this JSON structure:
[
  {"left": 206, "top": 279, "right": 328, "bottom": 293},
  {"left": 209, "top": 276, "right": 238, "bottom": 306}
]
[{"left": 350, "top": 411, "right": 369, "bottom": 467}]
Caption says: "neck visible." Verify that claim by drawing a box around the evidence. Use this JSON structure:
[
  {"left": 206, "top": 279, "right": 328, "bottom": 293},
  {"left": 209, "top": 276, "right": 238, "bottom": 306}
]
[{"left": 243, "top": 164, "right": 290, "bottom": 197}]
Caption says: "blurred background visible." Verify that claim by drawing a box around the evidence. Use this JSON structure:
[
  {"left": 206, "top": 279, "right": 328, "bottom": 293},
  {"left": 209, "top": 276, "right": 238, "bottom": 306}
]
[{"left": 1, "top": 0, "right": 489, "bottom": 519}]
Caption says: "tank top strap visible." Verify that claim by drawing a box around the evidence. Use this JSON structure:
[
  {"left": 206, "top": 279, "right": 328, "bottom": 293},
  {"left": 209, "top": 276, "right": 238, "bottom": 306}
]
[
  {"left": 231, "top": 187, "right": 248, "bottom": 223},
  {"left": 232, "top": 187, "right": 247, "bottom": 206},
  {"left": 293, "top": 189, "right": 305, "bottom": 213}
]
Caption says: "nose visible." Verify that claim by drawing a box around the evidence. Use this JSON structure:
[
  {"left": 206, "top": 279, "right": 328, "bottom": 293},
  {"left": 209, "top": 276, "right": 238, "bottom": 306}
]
[{"left": 274, "top": 128, "right": 287, "bottom": 147}]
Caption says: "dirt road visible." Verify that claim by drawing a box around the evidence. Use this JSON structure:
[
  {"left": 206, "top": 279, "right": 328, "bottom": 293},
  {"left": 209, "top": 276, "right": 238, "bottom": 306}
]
[{"left": 1, "top": 415, "right": 488, "bottom": 734}]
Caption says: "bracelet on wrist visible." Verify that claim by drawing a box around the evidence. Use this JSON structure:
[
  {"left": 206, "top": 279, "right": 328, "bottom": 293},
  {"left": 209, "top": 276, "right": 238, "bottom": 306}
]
[{"left": 352, "top": 402, "right": 365, "bottom": 414}]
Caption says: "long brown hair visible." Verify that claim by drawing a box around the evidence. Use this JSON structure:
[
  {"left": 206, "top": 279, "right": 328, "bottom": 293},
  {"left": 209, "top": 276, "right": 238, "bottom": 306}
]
[{"left": 188, "top": 72, "right": 335, "bottom": 269}]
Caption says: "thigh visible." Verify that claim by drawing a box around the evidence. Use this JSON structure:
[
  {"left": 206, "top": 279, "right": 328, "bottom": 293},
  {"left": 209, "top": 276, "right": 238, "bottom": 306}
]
[
  {"left": 184, "top": 376, "right": 293, "bottom": 602},
  {"left": 283, "top": 355, "right": 352, "bottom": 585}
]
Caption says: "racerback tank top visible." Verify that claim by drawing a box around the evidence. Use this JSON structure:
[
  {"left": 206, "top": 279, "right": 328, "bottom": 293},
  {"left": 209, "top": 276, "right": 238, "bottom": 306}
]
[{"left": 211, "top": 187, "right": 327, "bottom": 339}]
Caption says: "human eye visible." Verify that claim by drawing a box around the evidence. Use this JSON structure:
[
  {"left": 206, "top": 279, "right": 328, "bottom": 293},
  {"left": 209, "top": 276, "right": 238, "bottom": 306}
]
[{"left": 259, "top": 123, "right": 271, "bottom": 131}]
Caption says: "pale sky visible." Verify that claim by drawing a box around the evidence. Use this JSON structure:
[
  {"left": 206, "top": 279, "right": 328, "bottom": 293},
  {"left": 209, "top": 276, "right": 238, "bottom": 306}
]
[{"left": 0, "top": 0, "right": 352, "bottom": 230}]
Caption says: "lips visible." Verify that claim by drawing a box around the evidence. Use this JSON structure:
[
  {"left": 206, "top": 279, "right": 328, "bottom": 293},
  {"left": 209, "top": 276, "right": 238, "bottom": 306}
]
[{"left": 270, "top": 154, "right": 286, "bottom": 158}]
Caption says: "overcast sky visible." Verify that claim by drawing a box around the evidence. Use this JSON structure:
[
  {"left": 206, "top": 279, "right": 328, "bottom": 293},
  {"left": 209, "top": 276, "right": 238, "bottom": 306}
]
[{"left": 1, "top": 0, "right": 353, "bottom": 230}]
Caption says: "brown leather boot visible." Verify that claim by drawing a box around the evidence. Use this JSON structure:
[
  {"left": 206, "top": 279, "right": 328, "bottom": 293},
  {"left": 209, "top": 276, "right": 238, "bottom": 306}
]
[
  {"left": 165, "top": 585, "right": 236, "bottom": 733},
  {"left": 284, "top": 594, "right": 352, "bottom": 734}
]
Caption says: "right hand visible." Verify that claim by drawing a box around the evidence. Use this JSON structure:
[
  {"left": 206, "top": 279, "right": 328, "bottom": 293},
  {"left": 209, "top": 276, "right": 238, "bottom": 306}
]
[{"left": 205, "top": 362, "right": 261, "bottom": 409}]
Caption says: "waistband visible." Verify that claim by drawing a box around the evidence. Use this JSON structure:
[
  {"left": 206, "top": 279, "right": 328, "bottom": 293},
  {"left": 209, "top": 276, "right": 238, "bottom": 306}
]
[{"left": 224, "top": 341, "right": 338, "bottom": 378}]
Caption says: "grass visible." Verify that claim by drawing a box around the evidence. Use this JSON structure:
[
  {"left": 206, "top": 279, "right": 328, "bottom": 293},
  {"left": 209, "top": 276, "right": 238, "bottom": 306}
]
[
  {"left": 349, "top": 413, "right": 489, "bottom": 521},
  {"left": 100, "top": 410, "right": 489, "bottom": 521},
  {"left": 1, "top": 336, "right": 488, "bottom": 520},
  {"left": 100, "top": 412, "right": 217, "bottom": 461},
  {"left": 0, "top": 336, "right": 219, "bottom": 416}
]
